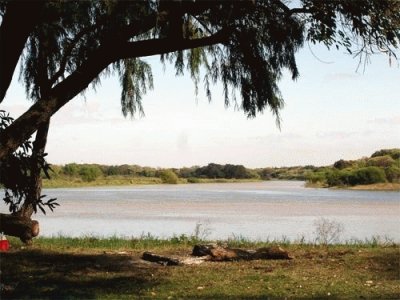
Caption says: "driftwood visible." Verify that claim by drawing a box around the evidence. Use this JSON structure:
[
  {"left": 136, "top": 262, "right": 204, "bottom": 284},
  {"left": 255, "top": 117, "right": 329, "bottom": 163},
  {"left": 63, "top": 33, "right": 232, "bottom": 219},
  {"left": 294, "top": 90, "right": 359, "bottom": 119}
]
[
  {"left": 142, "top": 244, "right": 292, "bottom": 266},
  {"left": 142, "top": 252, "right": 181, "bottom": 266},
  {"left": 192, "top": 244, "right": 292, "bottom": 261},
  {"left": 0, "top": 213, "right": 39, "bottom": 243}
]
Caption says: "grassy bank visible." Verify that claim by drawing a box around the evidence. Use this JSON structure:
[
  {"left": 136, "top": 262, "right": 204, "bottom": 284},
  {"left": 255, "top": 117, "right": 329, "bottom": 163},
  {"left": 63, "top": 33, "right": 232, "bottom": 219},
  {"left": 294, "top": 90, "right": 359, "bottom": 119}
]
[
  {"left": 347, "top": 182, "right": 400, "bottom": 191},
  {"left": 1, "top": 236, "right": 399, "bottom": 299},
  {"left": 305, "top": 181, "right": 400, "bottom": 191},
  {"left": 42, "top": 176, "right": 163, "bottom": 188},
  {"left": 42, "top": 176, "right": 261, "bottom": 188}
]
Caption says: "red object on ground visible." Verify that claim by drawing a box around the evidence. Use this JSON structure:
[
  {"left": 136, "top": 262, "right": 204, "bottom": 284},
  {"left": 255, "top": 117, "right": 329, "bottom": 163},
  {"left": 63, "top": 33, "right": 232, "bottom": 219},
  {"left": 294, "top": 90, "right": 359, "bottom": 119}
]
[{"left": 0, "top": 234, "right": 10, "bottom": 251}]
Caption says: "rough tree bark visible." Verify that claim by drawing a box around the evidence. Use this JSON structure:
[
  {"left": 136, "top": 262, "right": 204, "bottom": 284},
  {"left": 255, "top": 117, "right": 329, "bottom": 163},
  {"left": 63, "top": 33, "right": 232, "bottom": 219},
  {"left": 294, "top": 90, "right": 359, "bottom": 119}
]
[
  {"left": 0, "top": 213, "right": 39, "bottom": 244},
  {"left": 15, "top": 120, "right": 50, "bottom": 219}
]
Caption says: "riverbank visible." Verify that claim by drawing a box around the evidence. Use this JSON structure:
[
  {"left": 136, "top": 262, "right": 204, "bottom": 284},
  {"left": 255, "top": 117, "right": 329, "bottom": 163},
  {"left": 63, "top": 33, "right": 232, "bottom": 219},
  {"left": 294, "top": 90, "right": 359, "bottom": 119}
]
[
  {"left": 347, "top": 182, "right": 400, "bottom": 191},
  {"left": 43, "top": 177, "right": 400, "bottom": 191},
  {"left": 1, "top": 236, "right": 399, "bottom": 299},
  {"left": 305, "top": 181, "right": 400, "bottom": 191},
  {"left": 42, "top": 176, "right": 261, "bottom": 188}
]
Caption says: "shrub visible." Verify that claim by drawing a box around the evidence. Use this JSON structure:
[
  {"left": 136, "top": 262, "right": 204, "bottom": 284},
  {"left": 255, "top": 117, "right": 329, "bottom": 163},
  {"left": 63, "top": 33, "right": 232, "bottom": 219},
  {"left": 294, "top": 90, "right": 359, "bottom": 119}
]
[
  {"left": 333, "top": 159, "right": 353, "bottom": 170},
  {"left": 187, "top": 177, "right": 201, "bottom": 183},
  {"left": 159, "top": 170, "right": 179, "bottom": 184},
  {"left": 371, "top": 149, "right": 400, "bottom": 160},
  {"left": 307, "top": 172, "right": 326, "bottom": 184},
  {"left": 63, "top": 163, "right": 80, "bottom": 176},
  {"left": 385, "top": 166, "right": 400, "bottom": 183},
  {"left": 326, "top": 169, "right": 351, "bottom": 186},
  {"left": 79, "top": 165, "right": 102, "bottom": 182},
  {"left": 367, "top": 155, "right": 395, "bottom": 168},
  {"left": 314, "top": 218, "right": 344, "bottom": 245},
  {"left": 348, "top": 167, "right": 387, "bottom": 185}
]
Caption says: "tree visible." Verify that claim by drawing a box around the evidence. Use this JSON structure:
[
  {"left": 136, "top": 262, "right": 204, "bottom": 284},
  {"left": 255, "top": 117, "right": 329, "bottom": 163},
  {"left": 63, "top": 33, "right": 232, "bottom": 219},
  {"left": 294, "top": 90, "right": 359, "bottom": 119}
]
[
  {"left": 159, "top": 169, "right": 179, "bottom": 184},
  {"left": 0, "top": 111, "right": 58, "bottom": 242},
  {"left": 1, "top": 0, "right": 399, "bottom": 159},
  {"left": 0, "top": 0, "right": 399, "bottom": 240}
]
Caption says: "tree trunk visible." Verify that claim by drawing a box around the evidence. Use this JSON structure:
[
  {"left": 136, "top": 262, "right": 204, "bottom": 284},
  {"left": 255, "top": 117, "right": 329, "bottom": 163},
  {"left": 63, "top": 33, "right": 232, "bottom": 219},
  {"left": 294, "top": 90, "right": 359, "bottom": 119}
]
[
  {"left": 0, "top": 213, "right": 39, "bottom": 244},
  {"left": 16, "top": 120, "right": 50, "bottom": 218},
  {"left": 3, "top": 34, "right": 51, "bottom": 241}
]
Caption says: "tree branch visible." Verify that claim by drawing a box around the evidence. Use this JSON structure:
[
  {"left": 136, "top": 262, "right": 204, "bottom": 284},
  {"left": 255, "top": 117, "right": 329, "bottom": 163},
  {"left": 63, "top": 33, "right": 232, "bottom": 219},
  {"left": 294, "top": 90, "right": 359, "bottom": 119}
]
[
  {"left": 272, "top": 0, "right": 310, "bottom": 16},
  {"left": 49, "top": 24, "right": 100, "bottom": 86},
  {"left": 0, "top": 30, "right": 230, "bottom": 160},
  {"left": 49, "top": 11, "right": 159, "bottom": 86},
  {"left": 0, "top": 1, "right": 45, "bottom": 102},
  {"left": 117, "top": 30, "right": 229, "bottom": 60}
]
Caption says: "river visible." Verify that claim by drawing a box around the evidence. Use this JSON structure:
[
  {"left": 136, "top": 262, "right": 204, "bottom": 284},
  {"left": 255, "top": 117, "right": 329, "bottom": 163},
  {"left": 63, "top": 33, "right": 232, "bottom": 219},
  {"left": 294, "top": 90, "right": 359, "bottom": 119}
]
[{"left": 1, "top": 181, "right": 399, "bottom": 242}]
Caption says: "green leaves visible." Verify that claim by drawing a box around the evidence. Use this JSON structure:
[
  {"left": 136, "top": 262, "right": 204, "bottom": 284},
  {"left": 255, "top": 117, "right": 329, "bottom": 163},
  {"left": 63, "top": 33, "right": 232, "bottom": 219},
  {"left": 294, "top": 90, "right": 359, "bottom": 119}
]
[
  {"left": 116, "top": 58, "right": 153, "bottom": 118},
  {"left": 0, "top": 110, "right": 59, "bottom": 215}
]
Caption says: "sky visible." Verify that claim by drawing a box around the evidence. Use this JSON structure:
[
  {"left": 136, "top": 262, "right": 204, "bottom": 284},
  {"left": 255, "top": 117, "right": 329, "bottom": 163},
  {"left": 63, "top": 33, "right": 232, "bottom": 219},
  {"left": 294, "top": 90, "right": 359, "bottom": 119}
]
[{"left": 1, "top": 45, "right": 399, "bottom": 168}]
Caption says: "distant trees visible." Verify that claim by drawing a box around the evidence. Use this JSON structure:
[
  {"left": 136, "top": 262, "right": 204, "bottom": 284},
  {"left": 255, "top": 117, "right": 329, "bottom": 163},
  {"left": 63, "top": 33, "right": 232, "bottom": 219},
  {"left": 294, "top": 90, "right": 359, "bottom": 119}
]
[
  {"left": 78, "top": 165, "right": 102, "bottom": 182},
  {"left": 326, "top": 167, "right": 387, "bottom": 186},
  {"left": 371, "top": 149, "right": 400, "bottom": 160},
  {"left": 46, "top": 149, "right": 399, "bottom": 187},
  {"left": 194, "top": 163, "right": 257, "bottom": 179},
  {"left": 308, "top": 149, "right": 400, "bottom": 187},
  {"left": 333, "top": 159, "right": 353, "bottom": 170},
  {"left": 159, "top": 170, "right": 179, "bottom": 184}
]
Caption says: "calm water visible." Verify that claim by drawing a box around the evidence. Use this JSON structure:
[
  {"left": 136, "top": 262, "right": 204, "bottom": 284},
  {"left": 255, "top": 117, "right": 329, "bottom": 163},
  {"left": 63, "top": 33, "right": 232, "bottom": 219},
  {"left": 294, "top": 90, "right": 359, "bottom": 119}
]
[{"left": 1, "top": 181, "right": 399, "bottom": 241}]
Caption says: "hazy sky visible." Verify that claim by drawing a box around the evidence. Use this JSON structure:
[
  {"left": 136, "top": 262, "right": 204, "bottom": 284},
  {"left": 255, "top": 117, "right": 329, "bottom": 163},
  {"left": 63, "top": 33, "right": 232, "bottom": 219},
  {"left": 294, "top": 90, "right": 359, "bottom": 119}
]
[{"left": 1, "top": 44, "right": 399, "bottom": 168}]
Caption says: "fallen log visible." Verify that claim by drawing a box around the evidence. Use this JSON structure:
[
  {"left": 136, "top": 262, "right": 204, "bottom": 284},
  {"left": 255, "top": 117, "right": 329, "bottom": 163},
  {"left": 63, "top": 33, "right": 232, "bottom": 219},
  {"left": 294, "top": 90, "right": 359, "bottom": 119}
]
[
  {"left": 142, "top": 252, "right": 181, "bottom": 266},
  {"left": 192, "top": 244, "right": 292, "bottom": 261},
  {"left": 143, "top": 244, "right": 292, "bottom": 266},
  {"left": 0, "top": 213, "right": 39, "bottom": 243}
]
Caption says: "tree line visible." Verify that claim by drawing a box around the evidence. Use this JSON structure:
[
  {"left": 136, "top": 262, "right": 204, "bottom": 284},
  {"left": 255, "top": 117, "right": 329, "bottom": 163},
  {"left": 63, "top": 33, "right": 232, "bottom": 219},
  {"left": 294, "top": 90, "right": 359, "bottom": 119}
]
[
  {"left": 44, "top": 148, "right": 400, "bottom": 187},
  {"left": 47, "top": 162, "right": 260, "bottom": 183},
  {"left": 307, "top": 149, "right": 400, "bottom": 187}
]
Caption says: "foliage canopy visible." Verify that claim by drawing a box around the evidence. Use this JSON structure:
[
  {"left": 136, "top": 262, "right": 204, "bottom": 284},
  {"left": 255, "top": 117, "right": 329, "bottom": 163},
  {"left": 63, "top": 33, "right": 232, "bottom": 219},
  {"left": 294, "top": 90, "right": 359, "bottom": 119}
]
[{"left": 0, "top": 0, "right": 399, "bottom": 160}]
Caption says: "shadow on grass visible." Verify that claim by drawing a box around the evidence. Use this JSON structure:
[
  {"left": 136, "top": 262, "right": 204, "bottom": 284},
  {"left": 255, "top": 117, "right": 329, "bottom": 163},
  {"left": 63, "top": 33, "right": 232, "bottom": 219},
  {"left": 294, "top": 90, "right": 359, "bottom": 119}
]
[
  {"left": 1, "top": 249, "right": 163, "bottom": 299},
  {"left": 369, "top": 249, "right": 400, "bottom": 281}
]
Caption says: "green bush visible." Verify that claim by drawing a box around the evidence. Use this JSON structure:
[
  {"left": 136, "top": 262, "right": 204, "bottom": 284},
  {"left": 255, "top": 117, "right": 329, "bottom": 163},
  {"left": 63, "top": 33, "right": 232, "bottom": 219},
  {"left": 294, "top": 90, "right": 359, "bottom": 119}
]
[
  {"left": 187, "top": 177, "right": 201, "bottom": 183},
  {"left": 63, "top": 163, "right": 80, "bottom": 176},
  {"left": 367, "top": 155, "right": 395, "bottom": 168},
  {"left": 159, "top": 170, "right": 179, "bottom": 184},
  {"left": 371, "top": 149, "right": 400, "bottom": 160},
  {"left": 333, "top": 159, "right": 353, "bottom": 170},
  {"left": 306, "top": 172, "right": 326, "bottom": 184},
  {"left": 385, "top": 166, "right": 400, "bottom": 183},
  {"left": 326, "top": 169, "right": 350, "bottom": 186},
  {"left": 79, "top": 165, "right": 102, "bottom": 182},
  {"left": 348, "top": 167, "right": 387, "bottom": 185}
]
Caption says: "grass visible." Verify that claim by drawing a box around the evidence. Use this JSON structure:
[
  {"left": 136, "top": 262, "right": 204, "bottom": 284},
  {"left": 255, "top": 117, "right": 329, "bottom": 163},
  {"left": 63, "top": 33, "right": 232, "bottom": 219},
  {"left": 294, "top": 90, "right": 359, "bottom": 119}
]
[
  {"left": 42, "top": 176, "right": 163, "bottom": 188},
  {"left": 347, "top": 182, "right": 400, "bottom": 191},
  {"left": 42, "top": 176, "right": 261, "bottom": 188},
  {"left": 1, "top": 236, "right": 399, "bottom": 299},
  {"left": 305, "top": 181, "right": 400, "bottom": 191}
]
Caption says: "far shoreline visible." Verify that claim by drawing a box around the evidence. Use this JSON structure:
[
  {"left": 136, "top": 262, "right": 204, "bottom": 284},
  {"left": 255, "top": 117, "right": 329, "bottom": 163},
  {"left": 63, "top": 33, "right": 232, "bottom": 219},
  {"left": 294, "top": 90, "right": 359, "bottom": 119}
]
[
  {"left": 306, "top": 181, "right": 400, "bottom": 191},
  {"left": 42, "top": 177, "right": 400, "bottom": 191}
]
